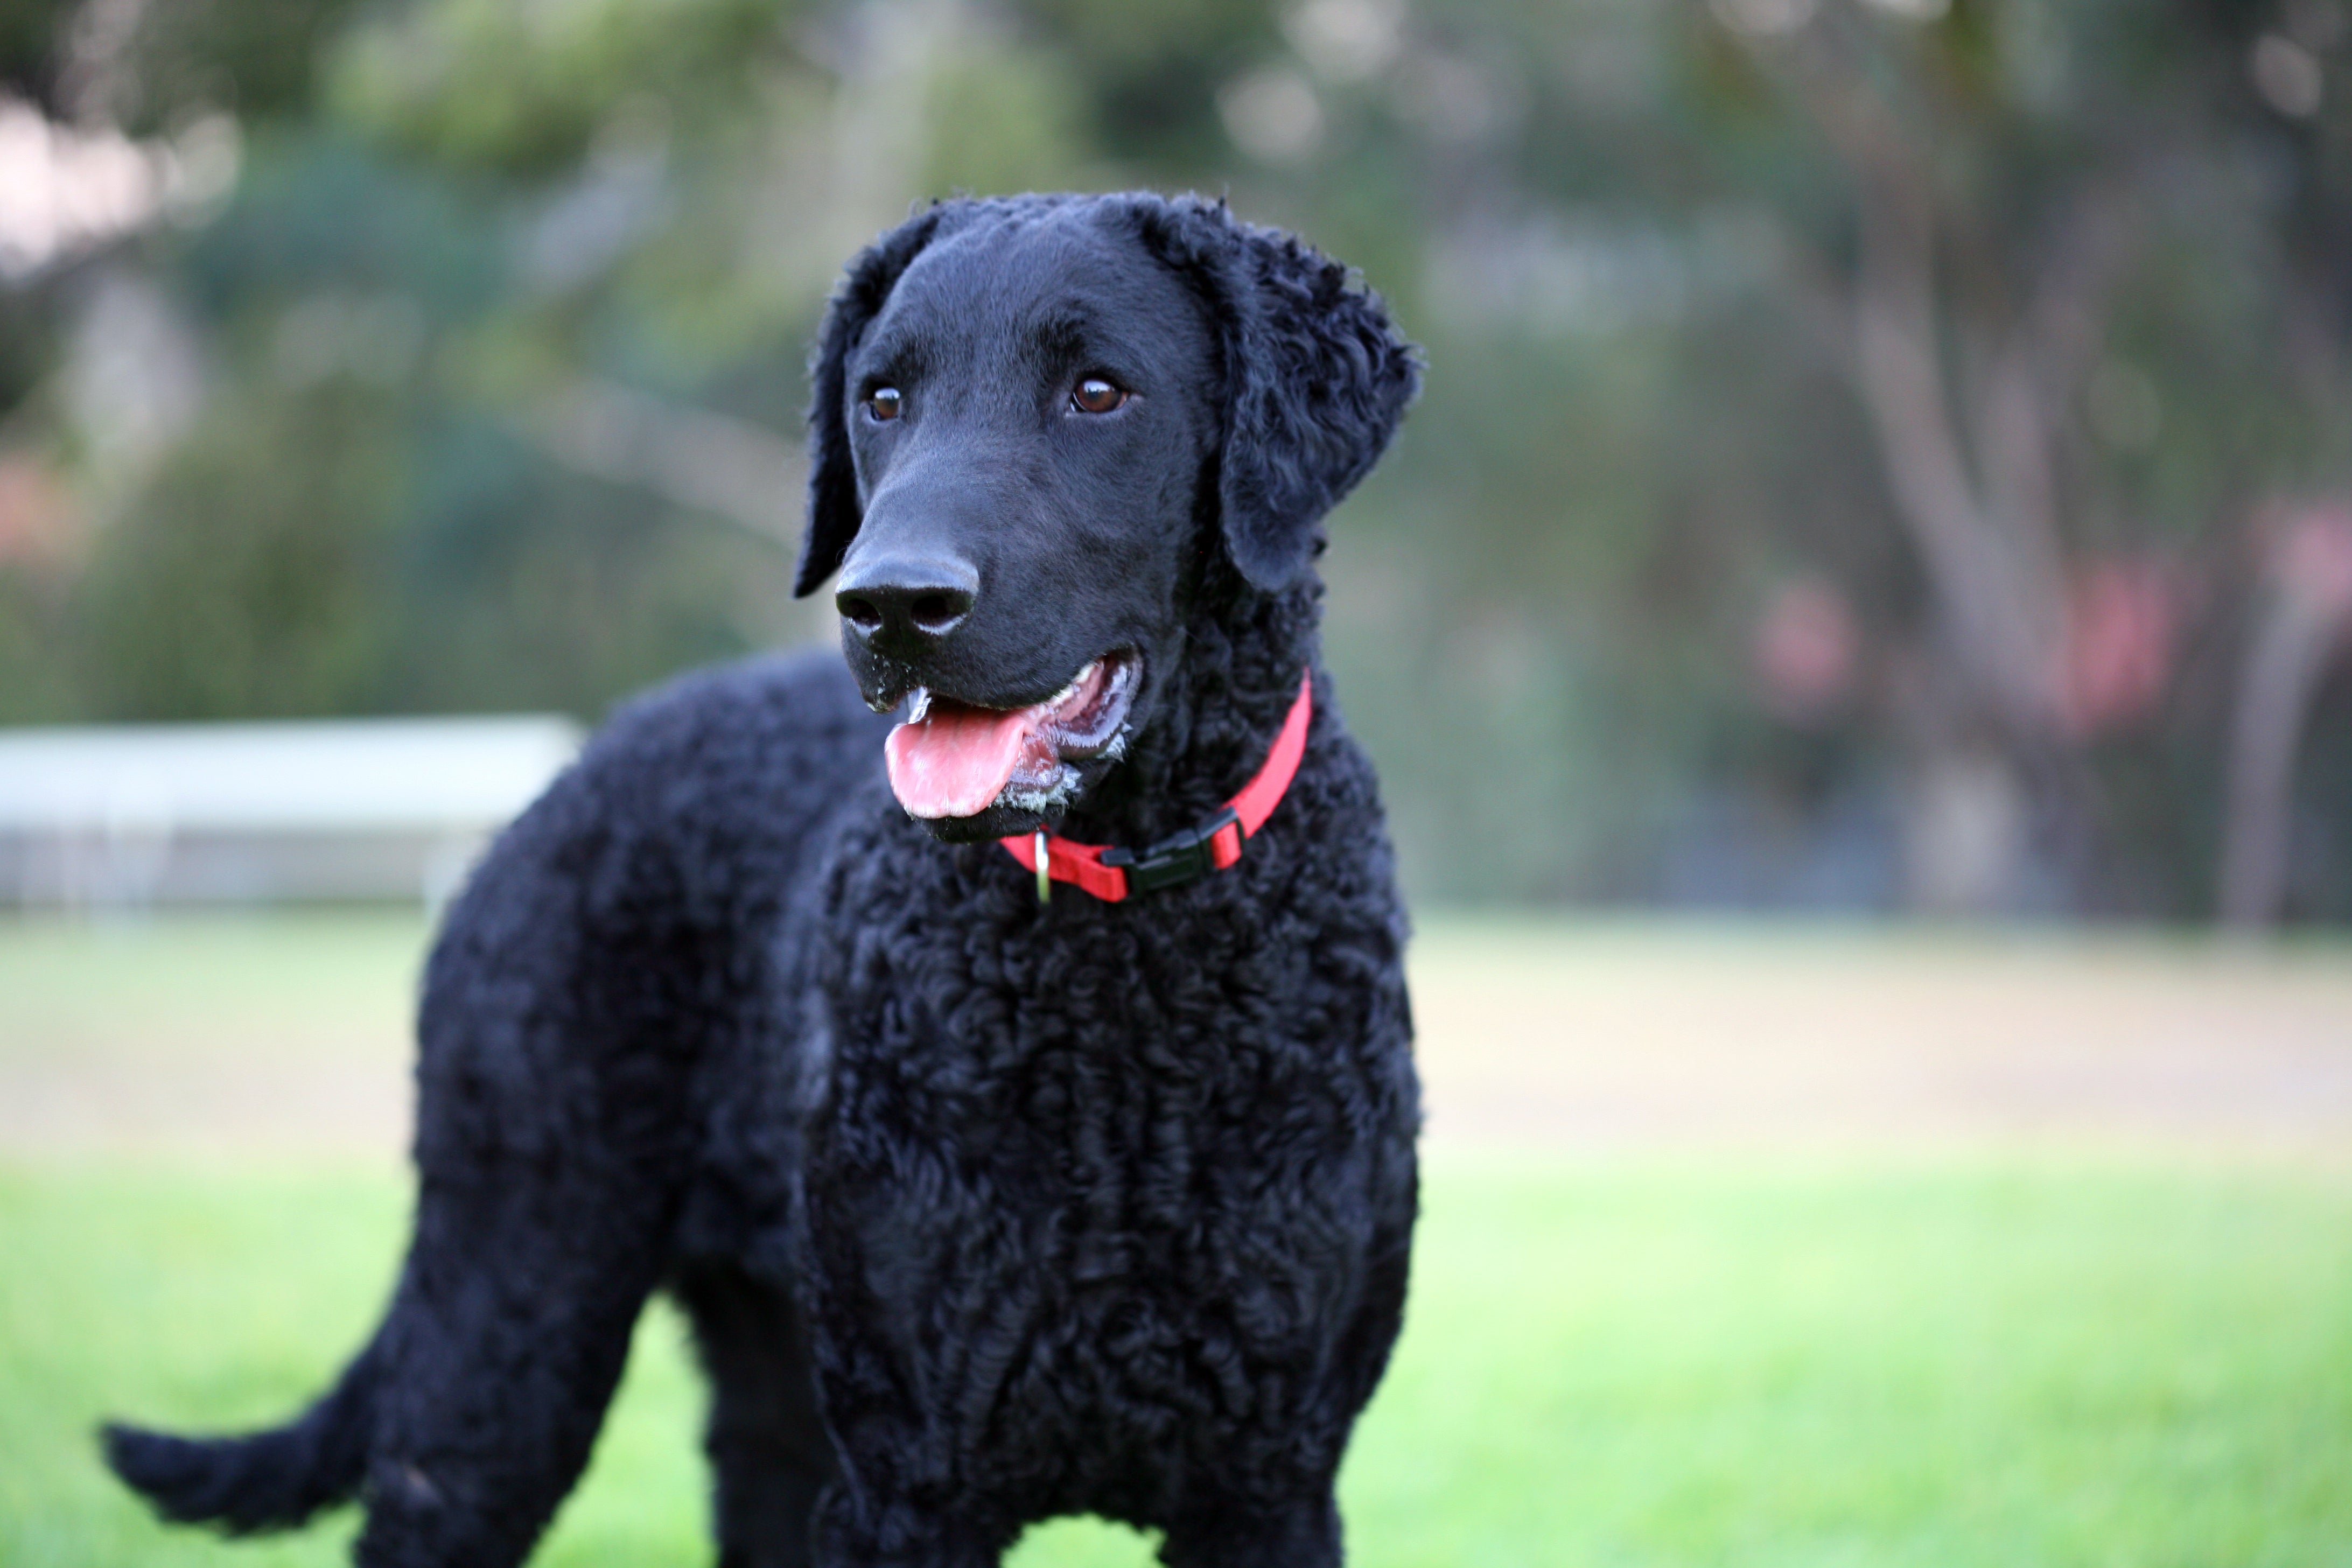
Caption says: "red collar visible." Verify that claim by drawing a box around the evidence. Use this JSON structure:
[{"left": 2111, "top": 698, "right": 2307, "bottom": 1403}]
[{"left": 1000, "top": 670, "right": 1314, "bottom": 903}]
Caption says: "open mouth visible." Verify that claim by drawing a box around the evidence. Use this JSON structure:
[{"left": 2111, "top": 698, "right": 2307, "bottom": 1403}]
[{"left": 884, "top": 652, "right": 1139, "bottom": 821}]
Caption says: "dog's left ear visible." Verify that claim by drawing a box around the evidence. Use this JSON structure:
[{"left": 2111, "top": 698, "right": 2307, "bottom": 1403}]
[
  {"left": 795, "top": 206, "right": 952, "bottom": 598},
  {"left": 1137, "top": 198, "right": 1422, "bottom": 592}
]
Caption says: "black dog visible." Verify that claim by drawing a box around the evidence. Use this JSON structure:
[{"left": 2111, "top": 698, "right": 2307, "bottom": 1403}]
[{"left": 106, "top": 191, "right": 1422, "bottom": 1568}]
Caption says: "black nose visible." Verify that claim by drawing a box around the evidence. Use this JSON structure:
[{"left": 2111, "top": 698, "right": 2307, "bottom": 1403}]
[{"left": 834, "top": 552, "right": 979, "bottom": 656}]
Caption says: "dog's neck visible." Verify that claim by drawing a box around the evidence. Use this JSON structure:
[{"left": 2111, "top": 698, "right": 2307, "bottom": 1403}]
[{"left": 1054, "top": 558, "right": 1324, "bottom": 849}]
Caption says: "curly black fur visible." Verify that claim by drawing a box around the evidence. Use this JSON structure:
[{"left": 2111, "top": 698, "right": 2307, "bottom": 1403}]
[{"left": 103, "top": 192, "right": 1422, "bottom": 1568}]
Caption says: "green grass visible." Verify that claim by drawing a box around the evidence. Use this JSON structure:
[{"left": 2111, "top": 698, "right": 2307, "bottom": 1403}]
[
  {"left": 6, "top": 1158, "right": 2349, "bottom": 1567},
  {"left": 0, "top": 912, "right": 428, "bottom": 1063}
]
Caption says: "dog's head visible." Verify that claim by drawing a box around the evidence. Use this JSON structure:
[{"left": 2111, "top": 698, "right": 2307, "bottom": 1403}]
[{"left": 796, "top": 193, "right": 1418, "bottom": 842}]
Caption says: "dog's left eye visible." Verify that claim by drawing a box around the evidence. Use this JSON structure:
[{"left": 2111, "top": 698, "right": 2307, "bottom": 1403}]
[{"left": 1070, "top": 377, "right": 1128, "bottom": 415}]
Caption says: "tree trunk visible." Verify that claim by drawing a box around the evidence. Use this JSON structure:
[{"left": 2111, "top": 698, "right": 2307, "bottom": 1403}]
[{"left": 2220, "top": 568, "right": 2352, "bottom": 927}]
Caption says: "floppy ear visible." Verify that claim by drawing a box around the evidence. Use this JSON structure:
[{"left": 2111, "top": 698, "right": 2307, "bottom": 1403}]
[
  {"left": 1137, "top": 198, "right": 1422, "bottom": 592},
  {"left": 794, "top": 206, "right": 951, "bottom": 598}
]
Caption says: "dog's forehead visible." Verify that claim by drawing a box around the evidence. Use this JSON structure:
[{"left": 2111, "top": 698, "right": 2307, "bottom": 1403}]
[{"left": 866, "top": 207, "right": 1201, "bottom": 362}]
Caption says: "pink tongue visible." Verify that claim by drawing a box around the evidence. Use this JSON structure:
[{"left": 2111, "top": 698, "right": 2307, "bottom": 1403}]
[{"left": 886, "top": 703, "right": 1039, "bottom": 818}]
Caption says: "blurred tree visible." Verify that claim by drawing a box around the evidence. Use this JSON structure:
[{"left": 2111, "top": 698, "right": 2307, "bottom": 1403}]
[
  {"left": 74, "top": 380, "right": 404, "bottom": 719},
  {"left": 1676, "top": 0, "right": 2352, "bottom": 917},
  {"left": 1, "top": 0, "right": 2348, "bottom": 919}
]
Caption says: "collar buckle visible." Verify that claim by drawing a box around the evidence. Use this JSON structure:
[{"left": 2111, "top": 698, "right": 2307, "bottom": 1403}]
[{"left": 1100, "top": 805, "right": 1241, "bottom": 896}]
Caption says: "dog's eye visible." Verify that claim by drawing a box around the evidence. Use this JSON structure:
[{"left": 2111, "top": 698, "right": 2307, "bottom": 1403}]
[
  {"left": 867, "top": 387, "right": 904, "bottom": 422},
  {"left": 1070, "top": 377, "right": 1128, "bottom": 415}
]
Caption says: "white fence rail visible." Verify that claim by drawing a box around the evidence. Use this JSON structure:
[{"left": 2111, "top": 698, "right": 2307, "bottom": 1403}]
[{"left": 0, "top": 716, "right": 582, "bottom": 908}]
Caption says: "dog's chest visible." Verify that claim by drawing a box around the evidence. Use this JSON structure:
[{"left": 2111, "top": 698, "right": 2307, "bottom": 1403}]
[
  {"left": 818, "top": 913, "right": 1381, "bottom": 1285},
  {"left": 800, "top": 886, "right": 1410, "bottom": 1477}
]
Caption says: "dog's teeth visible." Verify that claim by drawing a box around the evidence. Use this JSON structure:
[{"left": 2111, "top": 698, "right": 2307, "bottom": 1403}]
[
  {"left": 906, "top": 688, "right": 931, "bottom": 724},
  {"left": 1047, "top": 661, "right": 1101, "bottom": 709}
]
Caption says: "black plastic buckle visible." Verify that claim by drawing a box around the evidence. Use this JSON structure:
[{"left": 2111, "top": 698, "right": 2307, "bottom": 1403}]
[{"left": 1101, "top": 806, "right": 1242, "bottom": 897}]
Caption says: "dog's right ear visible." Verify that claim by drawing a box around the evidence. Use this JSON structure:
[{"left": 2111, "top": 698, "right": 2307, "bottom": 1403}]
[{"left": 796, "top": 208, "right": 949, "bottom": 598}]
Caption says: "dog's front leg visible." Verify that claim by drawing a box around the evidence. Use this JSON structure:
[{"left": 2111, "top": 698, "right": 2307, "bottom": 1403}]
[
  {"left": 794, "top": 1144, "right": 1020, "bottom": 1568},
  {"left": 807, "top": 1481, "right": 1009, "bottom": 1568},
  {"left": 794, "top": 1254, "right": 1014, "bottom": 1568},
  {"left": 1160, "top": 1491, "right": 1344, "bottom": 1568}
]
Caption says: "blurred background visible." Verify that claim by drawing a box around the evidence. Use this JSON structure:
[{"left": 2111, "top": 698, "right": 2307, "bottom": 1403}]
[
  {"left": 4, "top": 2, "right": 2351, "bottom": 1565},
  {"left": 4, "top": 0, "right": 2351, "bottom": 921}
]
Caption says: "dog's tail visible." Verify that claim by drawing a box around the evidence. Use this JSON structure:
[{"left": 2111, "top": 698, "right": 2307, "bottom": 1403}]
[{"left": 101, "top": 1332, "right": 381, "bottom": 1534}]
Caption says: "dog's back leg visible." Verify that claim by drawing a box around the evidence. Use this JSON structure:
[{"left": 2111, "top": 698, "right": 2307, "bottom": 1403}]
[
  {"left": 353, "top": 800, "right": 715, "bottom": 1564},
  {"left": 676, "top": 1261, "right": 836, "bottom": 1568},
  {"left": 107, "top": 908, "right": 692, "bottom": 1567},
  {"left": 354, "top": 1140, "right": 676, "bottom": 1565}
]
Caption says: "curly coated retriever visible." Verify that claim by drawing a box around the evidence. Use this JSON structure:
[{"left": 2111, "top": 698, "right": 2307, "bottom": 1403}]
[{"left": 104, "top": 191, "right": 1423, "bottom": 1568}]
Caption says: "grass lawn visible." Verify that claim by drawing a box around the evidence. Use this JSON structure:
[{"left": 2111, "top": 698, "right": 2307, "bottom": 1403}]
[
  {"left": 5, "top": 1156, "right": 2349, "bottom": 1567},
  {"left": 6, "top": 911, "right": 2350, "bottom": 1563}
]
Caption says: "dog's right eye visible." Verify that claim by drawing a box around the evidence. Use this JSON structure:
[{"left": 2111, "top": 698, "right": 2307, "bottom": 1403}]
[
  {"left": 1070, "top": 377, "right": 1128, "bottom": 415},
  {"left": 866, "top": 387, "right": 904, "bottom": 422}
]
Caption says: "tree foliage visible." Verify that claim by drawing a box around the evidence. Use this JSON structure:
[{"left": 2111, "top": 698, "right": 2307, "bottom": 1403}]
[{"left": 2, "top": 0, "right": 2349, "bottom": 918}]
